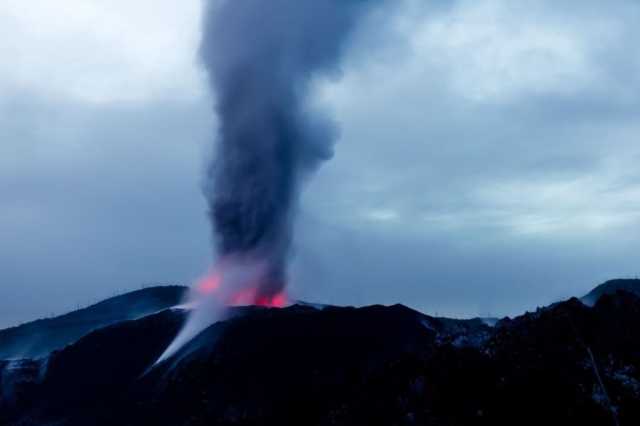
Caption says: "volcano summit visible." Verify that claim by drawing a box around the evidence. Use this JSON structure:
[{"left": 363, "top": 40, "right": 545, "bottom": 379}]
[{"left": 1, "top": 279, "right": 640, "bottom": 425}]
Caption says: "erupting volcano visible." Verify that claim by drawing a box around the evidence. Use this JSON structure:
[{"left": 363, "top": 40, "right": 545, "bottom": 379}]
[
  {"left": 194, "top": 263, "right": 288, "bottom": 308},
  {"left": 159, "top": 0, "right": 382, "bottom": 361}
]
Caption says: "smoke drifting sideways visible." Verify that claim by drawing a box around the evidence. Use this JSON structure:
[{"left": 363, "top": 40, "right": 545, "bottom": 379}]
[{"left": 158, "top": 0, "right": 383, "bottom": 363}]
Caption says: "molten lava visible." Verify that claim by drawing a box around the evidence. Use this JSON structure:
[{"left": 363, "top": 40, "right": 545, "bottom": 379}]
[
  {"left": 229, "top": 288, "right": 288, "bottom": 308},
  {"left": 196, "top": 273, "right": 221, "bottom": 294},
  {"left": 194, "top": 270, "right": 288, "bottom": 308},
  {"left": 157, "top": 262, "right": 288, "bottom": 363}
]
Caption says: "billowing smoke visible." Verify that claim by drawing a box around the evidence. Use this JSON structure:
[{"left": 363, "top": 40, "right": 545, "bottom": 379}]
[
  {"left": 159, "top": 0, "right": 382, "bottom": 362},
  {"left": 202, "top": 0, "right": 377, "bottom": 298}
]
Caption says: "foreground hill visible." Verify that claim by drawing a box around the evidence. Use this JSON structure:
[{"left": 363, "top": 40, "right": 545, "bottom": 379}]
[
  {"left": 1, "top": 282, "right": 639, "bottom": 425},
  {"left": 0, "top": 286, "right": 187, "bottom": 359}
]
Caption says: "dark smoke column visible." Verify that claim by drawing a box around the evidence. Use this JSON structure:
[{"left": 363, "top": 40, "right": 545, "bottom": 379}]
[{"left": 201, "top": 0, "right": 375, "bottom": 298}]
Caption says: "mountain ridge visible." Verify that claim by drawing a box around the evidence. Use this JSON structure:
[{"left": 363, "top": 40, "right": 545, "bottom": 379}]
[
  {"left": 1, "top": 279, "right": 639, "bottom": 425},
  {"left": 581, "top": 278, "right": 640, "bottom": 306},
  {"left": 0, "top": 285, "right": 187, "bottom": 359}
]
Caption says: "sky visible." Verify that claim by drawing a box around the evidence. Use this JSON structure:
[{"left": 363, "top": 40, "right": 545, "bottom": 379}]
[{"left": 1, "top": 0, "right": 639, "bottom": 327}]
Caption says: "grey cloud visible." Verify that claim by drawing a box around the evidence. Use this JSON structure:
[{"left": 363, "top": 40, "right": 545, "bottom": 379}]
[
  {"left": 1, "top": 0, "right": 640, "bottom": 326},
  {"left": 0, "top": 92, "right": 213, "bottom": 326},
  {"left": 289, "top": 0, "right": 640, "bottom": 315}
]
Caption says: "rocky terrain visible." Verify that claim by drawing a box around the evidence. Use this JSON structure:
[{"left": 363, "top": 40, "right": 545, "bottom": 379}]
[
  {"left": 0, "top": 286, "right": 187, "bottom": 359},
  {"left": 1, "top": 280, "right": 639, "bottom": 425}
]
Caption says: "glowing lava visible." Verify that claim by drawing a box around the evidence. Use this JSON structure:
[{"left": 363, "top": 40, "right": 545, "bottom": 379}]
[
  {"left": 196, "top": 273, "right": 221, "bottom": 294},
  {"left": 157, "top": 262, "right": 288, "bottom": 363},
  {"left": 229, "top": 287, "right": 288, "bottom": 308},
  {"left": 194, "top": 269, "right": 288, "bottom": 308}
]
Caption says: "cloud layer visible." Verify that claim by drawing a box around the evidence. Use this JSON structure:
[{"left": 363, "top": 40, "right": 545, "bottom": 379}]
[{"left": 1, "top": 0, "right": 639, "bottom": 325}]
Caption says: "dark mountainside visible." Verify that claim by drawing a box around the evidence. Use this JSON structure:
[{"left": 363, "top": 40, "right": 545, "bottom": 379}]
[
  {"left": 0, "top": 286, "right": 187, "bottom": 359},
  {"left": 1, "top": 280, "right": 639, "bottom": 426},
  {"left": 582, "top": 278, "right": 640, "bottom": 306}
]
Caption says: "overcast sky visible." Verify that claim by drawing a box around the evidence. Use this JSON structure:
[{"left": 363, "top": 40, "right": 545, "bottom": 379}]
[{"left": 1, "top": 0, "right": 639, "bottom": 327}]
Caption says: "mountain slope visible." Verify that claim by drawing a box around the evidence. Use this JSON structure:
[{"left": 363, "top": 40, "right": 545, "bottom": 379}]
[
  {"left": 0, "top": 285, "right": 187, "bottom": 359},
  {"left": 581, "top": 278, "right": 640, "bottom": 306},
  {"left": 1, "top": 291, "right": 639, "bottom": 426},
  {"left": 2, "top": 280, "right": 640, "bottom": 425}
]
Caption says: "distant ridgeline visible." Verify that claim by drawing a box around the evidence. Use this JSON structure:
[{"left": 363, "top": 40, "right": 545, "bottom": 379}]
[
  {"left": 0, "top": 286, "right": 187, "bottom": 359},
  {"left": 1, "top": 279, "right": 638, "bottom": 360},
  {"left": 1, "top": 279, "right": 637, "bottom": 361},
  {"left": 581, "top": 278, "right": 640, "bottom": 306}
]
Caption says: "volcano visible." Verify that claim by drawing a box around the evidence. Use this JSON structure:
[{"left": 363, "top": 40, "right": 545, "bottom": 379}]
[
  {"left": 1, "top": 280, "right": 640, "bottom": 426},
  {"left": 0, "top": 286, "right": 187, "bottom": 360}
]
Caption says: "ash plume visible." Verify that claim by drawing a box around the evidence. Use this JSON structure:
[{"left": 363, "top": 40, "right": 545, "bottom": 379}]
[
  {"left": 158, "top": 0, "right": 384, "bottom": 363},
  {"left": 202, "top": 0, "right": 377, "bottom": 298}
]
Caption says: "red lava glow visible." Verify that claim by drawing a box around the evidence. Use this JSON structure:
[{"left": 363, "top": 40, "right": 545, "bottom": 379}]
[
  {"left": 229, "top": 288, "right": 288, "bottom": 308},
  {"left": 196, "top": 273, "right": 222, "bottom": 294},
  {"left": 195, "top": 271, "right": 288, "bottom": 308}
]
